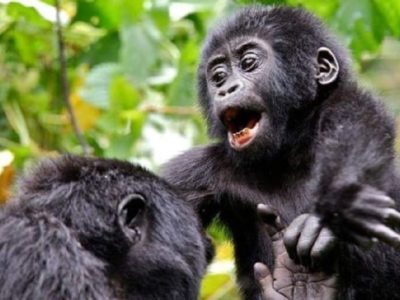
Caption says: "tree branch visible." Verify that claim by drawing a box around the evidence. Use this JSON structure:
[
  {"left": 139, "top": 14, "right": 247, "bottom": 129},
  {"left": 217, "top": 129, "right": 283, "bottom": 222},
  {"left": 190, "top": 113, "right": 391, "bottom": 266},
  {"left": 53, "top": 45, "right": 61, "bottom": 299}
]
[
  {"left": 55, "top": 0, "right": 89, "bottom": 155},
  {"left": 141, "top": 104, "right": 199, "bottom": 116}
]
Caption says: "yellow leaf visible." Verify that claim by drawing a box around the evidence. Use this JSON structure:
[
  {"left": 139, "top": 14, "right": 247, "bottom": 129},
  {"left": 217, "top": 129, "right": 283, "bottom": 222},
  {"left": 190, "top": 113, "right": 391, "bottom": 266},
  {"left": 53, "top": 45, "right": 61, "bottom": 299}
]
[
  {"left": 0, "top": 150, "right": 14, "bottom": 204},
  {"left": 0, "top": 166, "right": 14, "bottom": 204},
  {"left": 64, "top": 93, "right": 101, "bottom": 131},
  {"left": 215, "top": 242, "right": 234, "bottom": 260}
]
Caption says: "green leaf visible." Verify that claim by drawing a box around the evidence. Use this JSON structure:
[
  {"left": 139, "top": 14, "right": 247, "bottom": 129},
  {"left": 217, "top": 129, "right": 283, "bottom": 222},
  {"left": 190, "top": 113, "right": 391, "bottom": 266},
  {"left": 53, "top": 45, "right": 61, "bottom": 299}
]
[
  {"left": 119, "top": 23, "right": 158, "bottom": 85},
  {"left": 372, "top": 0, "right": 400, "bottom": 37},
  {"left": 99, "top": 111, "right": 145, "bottom": 159},
  {"left": 166, "top": 40, "right": 198, "bottom": 106},
  {"left": 287, "top": 0, "right": 339, "bottom": 20},
  {"left": 236, "top": 0, "right": 287, "bottom": 5},
  {"left": 72, "top": 31, "right": 121, "bottom": 66},
  {"left": 200, "top": 271, "right": 240, "bottom": 300},
  {"left": 201, "top": 274, "right": 232, "bottom": 298},
  {"left": 64, "top": 21, "right": 106, "bottom": 49},
  {"left": 5, "top": 3, "right": 53, "bottom": 66},
  {"left": 96, "top": 112, "right": 123, "bottom": 133},
  {"left": 351, "top": 18, "right": 381, "bottom": 59},
  {"left": 73, "top": 0, "right": 121, "bottom": 29},
  {"left": 119, "top": 0, "right": 145, "bottom": 23},
  {"left": 124, "top": 110, "right": 146, "bottom": 141},
  {"left": 150, "top": 1, "right": 170, "bottom": 32},
  {"left": 172, "top": 0, "right": 223, "bottom": 4},
  {"left": 104, "top": 134, "right": 137, "bottom": 159},
  {"left": 6, "top": 3, "right": 50, "bottom": 28},
  {"left": 167, "top": 64, "right": 196, "bottom": 107},
  {"left": 0, "top": 6, "right": 12, "bottom": 34},
  {"left": 80, "top": 63, "right": 122, "bottom": 109},
  {"left": 13, "top": 33, "right": 36, "bottom": 65},
  {"left": 110, "top": 75, "right": 141, "bottom": 110},
  {"left": 332, "top": 0, "right": 385, "bottom": 60}
]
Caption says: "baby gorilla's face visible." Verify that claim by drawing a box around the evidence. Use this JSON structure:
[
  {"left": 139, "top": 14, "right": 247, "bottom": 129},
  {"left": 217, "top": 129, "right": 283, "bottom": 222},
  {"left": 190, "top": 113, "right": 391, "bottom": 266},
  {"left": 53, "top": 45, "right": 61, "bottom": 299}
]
[{"left": 16, "top": 156, "right": 209, "bottom": 300}]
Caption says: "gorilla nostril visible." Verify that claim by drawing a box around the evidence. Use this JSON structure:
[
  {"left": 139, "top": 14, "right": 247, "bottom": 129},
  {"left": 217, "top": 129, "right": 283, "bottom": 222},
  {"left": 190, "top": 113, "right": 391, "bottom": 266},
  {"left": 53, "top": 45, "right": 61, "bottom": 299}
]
[
  {"left": 218, "top": 90, "right": 227, "bottom": 97},
  {"left": 219, "top": 84, "right": 240, "bottom": 98},
  {"left": 227, "top": 84, "right": 239, "bottom": 94}
]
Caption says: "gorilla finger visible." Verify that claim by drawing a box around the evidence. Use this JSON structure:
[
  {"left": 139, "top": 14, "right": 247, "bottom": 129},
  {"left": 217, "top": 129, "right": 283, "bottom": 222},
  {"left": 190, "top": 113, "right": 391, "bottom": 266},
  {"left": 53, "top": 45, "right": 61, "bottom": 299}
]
[
  {"left": 384, "top": 208, "right": 400, "bottom": 225},
  {"left": 350, "top": 205, "right": 400, "bottom": 224},
  {"left": 359, "top": 193, "right": 395, "bottom": 208},
  {"left": 284, "top": 214, "right": 309, "bottom": 261},
  {"left": 347, "top": 232, "right": 377, "bottom": 248},
  {"left": 254, "top": 263, "right": 287, "bottom": 300},
  {"left": 257, "top": 204, "right": 284, "bottom": 234},
  {"left": 257, "top": 203, "right": 277, "bottom": 221},
  {"left": 366, "top": 223, "right": 400, "bottom": 248},
  {"left": 352, "top": 220, "right": 400, "bottom": 248},
  {"left": 310, "top": 227, "right": 336, "bottom": 267},
  {"left": 296, "top": 215, "right": 322, "bottom": 266}
]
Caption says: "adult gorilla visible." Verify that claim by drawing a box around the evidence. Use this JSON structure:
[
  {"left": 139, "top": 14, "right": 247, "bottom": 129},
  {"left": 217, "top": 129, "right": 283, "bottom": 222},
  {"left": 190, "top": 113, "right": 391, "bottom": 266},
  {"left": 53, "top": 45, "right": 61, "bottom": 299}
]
[{"left": 0, "top": 156, "right": 209, "bottom": 300}]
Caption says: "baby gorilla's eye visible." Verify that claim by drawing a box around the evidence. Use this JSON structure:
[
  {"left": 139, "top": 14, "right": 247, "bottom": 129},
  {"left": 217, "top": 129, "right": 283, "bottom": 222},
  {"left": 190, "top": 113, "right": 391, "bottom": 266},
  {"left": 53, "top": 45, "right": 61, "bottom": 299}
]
[
  {"left": 211, "top": 67, "right": 227, "bottom": 86},
  {"left": 240, "top": 53, "right": 258, "bottom": 72}
]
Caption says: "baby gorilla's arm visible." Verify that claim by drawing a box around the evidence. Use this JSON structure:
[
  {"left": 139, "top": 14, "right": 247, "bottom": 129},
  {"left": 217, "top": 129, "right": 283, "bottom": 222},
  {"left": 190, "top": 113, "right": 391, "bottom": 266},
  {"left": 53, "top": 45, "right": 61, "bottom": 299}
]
[{"left": 255, "top": 204, "right": 337, "bottom": 300}]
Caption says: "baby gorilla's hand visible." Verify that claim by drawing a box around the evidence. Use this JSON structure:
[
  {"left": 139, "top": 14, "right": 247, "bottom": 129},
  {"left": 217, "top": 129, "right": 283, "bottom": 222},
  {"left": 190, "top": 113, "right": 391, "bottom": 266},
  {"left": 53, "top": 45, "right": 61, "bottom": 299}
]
[{"left": 255, "top": 204, "right": 337, "bottom": 300}]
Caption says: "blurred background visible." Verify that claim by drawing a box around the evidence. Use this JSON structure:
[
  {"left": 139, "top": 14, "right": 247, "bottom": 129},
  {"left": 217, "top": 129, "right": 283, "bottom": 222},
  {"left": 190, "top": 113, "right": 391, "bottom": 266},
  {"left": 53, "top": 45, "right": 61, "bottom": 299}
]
[{"left": 0, "top": 0, "right": 400, "bottom": 298}]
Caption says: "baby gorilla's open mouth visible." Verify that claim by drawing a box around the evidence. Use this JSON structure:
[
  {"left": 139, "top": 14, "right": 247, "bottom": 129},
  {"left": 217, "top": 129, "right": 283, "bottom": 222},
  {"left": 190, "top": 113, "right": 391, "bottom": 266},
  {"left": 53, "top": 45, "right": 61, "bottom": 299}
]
[{"left": 221, "top": 107, "right": 261, "bottom": 150}]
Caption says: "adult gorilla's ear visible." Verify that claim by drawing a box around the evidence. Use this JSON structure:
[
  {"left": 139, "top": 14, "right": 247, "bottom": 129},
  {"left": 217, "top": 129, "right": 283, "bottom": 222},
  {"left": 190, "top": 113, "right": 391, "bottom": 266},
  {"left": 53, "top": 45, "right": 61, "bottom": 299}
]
[
  {"left": 118, "top": 194, "right": 146, "bottom": 243},
  {"left": 315, "top": 47, "right": 339, "bottom": 85}
]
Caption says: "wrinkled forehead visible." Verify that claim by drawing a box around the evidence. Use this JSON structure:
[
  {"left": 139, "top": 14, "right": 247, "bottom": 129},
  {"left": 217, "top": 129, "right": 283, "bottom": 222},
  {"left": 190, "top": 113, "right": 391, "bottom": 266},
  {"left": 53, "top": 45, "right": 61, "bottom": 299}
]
[{"left": 205, "top": 36, "right": 272, "bottom": 68}]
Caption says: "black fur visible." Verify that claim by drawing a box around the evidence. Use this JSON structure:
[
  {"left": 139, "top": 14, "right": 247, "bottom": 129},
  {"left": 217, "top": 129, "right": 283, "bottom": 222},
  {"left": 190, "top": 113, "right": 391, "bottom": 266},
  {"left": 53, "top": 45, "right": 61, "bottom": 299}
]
[
  {"left": 0, "top": 155, "right": 208, "bottom": 300},
  {"left": 162, "top": 5, "right": 400, "bottom": 300}
]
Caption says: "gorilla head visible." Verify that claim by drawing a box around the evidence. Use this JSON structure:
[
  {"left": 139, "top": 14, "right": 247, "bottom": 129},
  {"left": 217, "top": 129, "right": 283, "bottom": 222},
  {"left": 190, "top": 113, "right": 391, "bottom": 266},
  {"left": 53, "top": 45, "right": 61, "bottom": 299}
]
[
  {"left": 1, "top": 156, "right": 209, "bottom": 300},
  {"left": 198, "top": 6, "right": 351, "bottom": 162}
]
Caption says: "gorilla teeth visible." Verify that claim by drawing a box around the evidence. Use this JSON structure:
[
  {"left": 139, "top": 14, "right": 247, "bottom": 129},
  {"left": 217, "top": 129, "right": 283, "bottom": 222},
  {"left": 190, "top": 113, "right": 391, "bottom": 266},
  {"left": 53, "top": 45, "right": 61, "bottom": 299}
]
[
  {"left": 228, "top": 121, "right": 260, "bottom": 149},
  {"left": 233, "top": 128, "right": 250, "bottom": 138}
]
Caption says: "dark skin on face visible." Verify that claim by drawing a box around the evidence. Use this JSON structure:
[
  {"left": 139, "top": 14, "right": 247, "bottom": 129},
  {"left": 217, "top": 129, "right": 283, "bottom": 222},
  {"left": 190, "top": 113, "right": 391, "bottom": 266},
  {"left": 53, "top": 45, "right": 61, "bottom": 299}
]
[
  {"left": 162, "top": 6, "right": 400, "bottom": 300},
  {"left": 207, "top": 37, "right": 273, "bottom": 152},
  {"left": 207, "top": 37, "right": 341, "bottom": 154}
]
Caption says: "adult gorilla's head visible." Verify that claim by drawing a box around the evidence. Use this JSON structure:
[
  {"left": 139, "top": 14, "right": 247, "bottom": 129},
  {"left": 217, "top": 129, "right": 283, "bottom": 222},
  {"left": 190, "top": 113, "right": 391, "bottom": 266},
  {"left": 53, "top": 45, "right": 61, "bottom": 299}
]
[
  {"left": 13, "top": 156, "right": 209, "bottom": 300},
  {"left": 198, "top": 6, "right": 351, "bottom": 162}
]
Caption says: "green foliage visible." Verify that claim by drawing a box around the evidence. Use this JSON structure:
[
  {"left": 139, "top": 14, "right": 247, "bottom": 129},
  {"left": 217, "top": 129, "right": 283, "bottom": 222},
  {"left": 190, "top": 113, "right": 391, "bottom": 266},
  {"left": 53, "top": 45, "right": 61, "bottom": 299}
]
[
  {"left": 1, "top": 0, "right": 399, "bottom": 169},
  {"left": 239, "top": 0, "right": 400, "bottom": 60},
  {"left": 0, "top": 0, "right": 400, "bottom": 298}
]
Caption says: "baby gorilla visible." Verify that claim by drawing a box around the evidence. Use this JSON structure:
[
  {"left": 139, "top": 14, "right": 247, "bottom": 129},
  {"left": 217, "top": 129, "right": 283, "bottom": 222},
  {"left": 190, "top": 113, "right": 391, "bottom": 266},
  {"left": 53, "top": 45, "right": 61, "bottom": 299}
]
[{"left": 0, "top": 156, "right": 208, "bottom": 300}]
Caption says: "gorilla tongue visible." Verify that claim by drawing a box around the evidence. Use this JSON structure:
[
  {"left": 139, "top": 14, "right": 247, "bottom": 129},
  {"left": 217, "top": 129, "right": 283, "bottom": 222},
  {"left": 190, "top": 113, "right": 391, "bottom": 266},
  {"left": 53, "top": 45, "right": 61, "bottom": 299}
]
[{"left": 222, "top": 108, "right": 260, "bottom": 149}]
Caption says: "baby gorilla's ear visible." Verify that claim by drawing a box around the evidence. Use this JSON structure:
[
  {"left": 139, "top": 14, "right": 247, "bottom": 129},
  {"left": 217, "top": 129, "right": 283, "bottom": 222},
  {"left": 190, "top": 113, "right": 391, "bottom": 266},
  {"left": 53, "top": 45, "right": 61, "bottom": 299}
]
[
  {"left": 315, "top": 47, "right": 339, "bottom": 85},
  {"left": 118, "top": 194, "right": 147, "bottom": 243}
]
